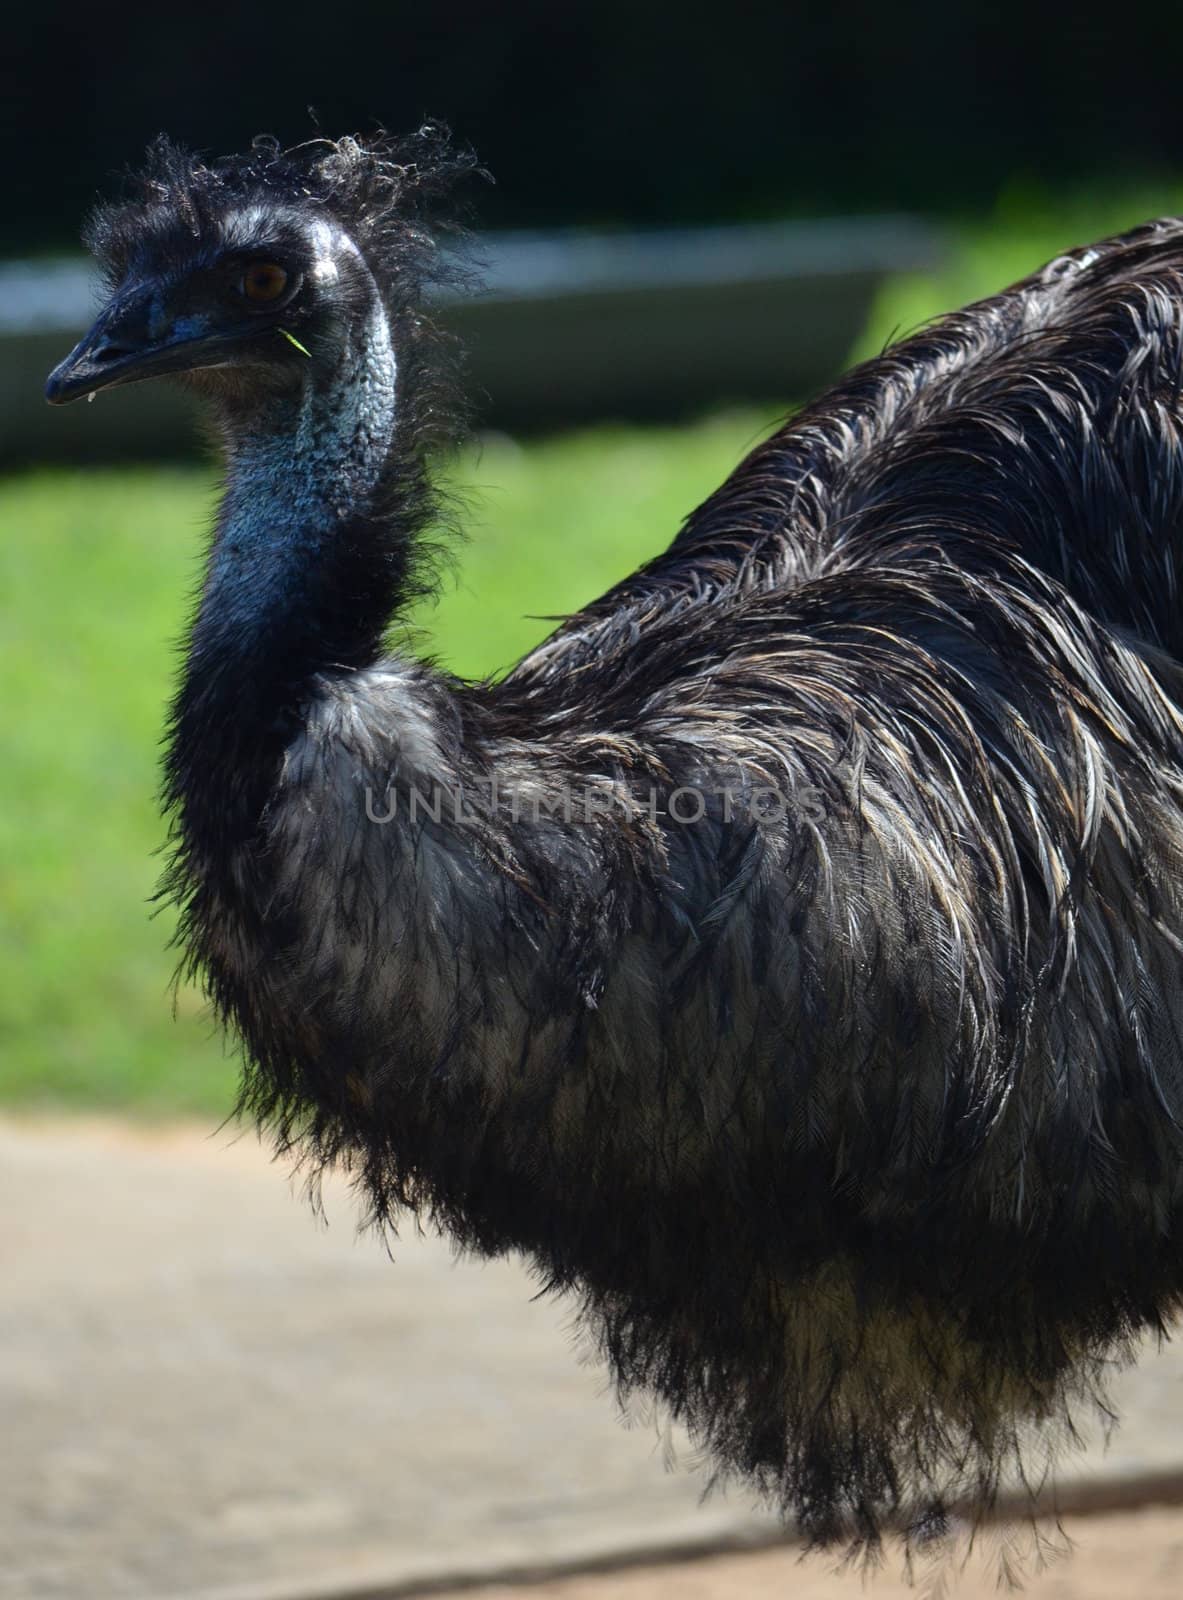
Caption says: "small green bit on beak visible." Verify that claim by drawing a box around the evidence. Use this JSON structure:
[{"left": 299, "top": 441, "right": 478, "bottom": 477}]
[{"left": 278, "top": 328, "right": 312, "bottom": 358}]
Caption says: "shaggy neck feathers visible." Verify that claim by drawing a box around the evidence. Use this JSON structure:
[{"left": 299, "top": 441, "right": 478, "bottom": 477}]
[{"left": 170, "top": 268, "right": 415, "bottom": 854}]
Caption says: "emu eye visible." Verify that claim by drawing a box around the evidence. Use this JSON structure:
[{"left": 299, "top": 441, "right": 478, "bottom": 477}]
[{"left": 239, "top": 261, "right": 289, "bottom": 305}]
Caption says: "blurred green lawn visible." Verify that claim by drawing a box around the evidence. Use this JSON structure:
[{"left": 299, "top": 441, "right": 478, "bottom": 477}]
[{"left": 7, "top": 184, "right": 1183, "bottom": 1116}]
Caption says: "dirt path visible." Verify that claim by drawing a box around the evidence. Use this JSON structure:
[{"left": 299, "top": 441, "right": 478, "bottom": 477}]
[
  {"left": 442, "top": 1506, "right": 1183, "bottom": 1599},
  {"left": 5, "top": 1115, "right": 1183, "bottom": 1600}
]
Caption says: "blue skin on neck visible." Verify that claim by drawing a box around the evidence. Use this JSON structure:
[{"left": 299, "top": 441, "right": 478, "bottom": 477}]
[
  {"left": 171, "top": 279, "right": 409, "bottom": 864},
  {"left": 204, "top": 292, "right": 399, "bottom": 642}
]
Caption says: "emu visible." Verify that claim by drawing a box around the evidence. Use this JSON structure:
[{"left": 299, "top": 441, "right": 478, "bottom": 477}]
[{"left": 46, "top": 129, "right": 1183, "bottom": 1552}]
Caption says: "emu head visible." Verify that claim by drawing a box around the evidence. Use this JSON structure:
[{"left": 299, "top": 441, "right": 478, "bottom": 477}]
[{"left": 45, "top": 129, "right": 476, "bottom": 417}]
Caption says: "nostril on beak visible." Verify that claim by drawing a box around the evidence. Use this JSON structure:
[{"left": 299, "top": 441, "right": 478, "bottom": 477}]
[{"left": 92, "top": 339, "right": 137, "bottom": 364}]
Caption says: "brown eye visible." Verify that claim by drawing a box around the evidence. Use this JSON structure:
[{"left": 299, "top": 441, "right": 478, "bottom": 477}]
[{"left": 240, "top": 261, "right": 289, "bottom": 304}]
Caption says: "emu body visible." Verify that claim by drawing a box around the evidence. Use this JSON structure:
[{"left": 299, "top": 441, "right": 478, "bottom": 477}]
[{"left": 48, "top": 133, "right": 1183, "bottom": 1546}]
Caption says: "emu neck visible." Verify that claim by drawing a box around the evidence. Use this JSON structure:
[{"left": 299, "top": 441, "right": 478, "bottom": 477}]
[
  {"left": 172, "top": 296, "right": 410, "bottom": 850},
  {"left": 212, "top": 298, "right": 398, "bottom": 653},
  {"left": 219, "top": 317, "right": 396, "bottom": 570}
]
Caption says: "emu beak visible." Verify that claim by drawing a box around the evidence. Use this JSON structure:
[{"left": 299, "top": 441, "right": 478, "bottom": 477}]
[{"left": 45, "top": 288, "right": 231, "bottom": 405}]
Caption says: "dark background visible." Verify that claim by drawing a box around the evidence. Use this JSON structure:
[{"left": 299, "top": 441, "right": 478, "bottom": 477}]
[{"left": 5, "top": 1, "right": 1182, "bottom": 251}]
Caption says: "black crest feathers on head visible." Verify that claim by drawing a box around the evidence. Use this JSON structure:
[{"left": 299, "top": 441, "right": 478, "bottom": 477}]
[{"left": 84, "top": 124, "right": 483, "bottom": 311}]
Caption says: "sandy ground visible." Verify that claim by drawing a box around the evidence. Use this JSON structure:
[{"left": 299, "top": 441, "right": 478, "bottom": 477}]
[
  {"left": 5, "top": 1115, "right": 1183, "bottom": 1600},
  {"left": 445, "top": 1506, "right": 1183, "bottom": 1599}
]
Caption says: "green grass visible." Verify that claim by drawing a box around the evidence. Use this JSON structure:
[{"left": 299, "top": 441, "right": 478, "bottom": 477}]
[
  {"left": 0, "top": 412, "right": 780, "bottom": 1115},
  {"left": 9, "top": 180, "right": 1183, "bottom": 1116},
  {"left": 853, "top": 178, "right": 1183, "bottom": 365}
]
